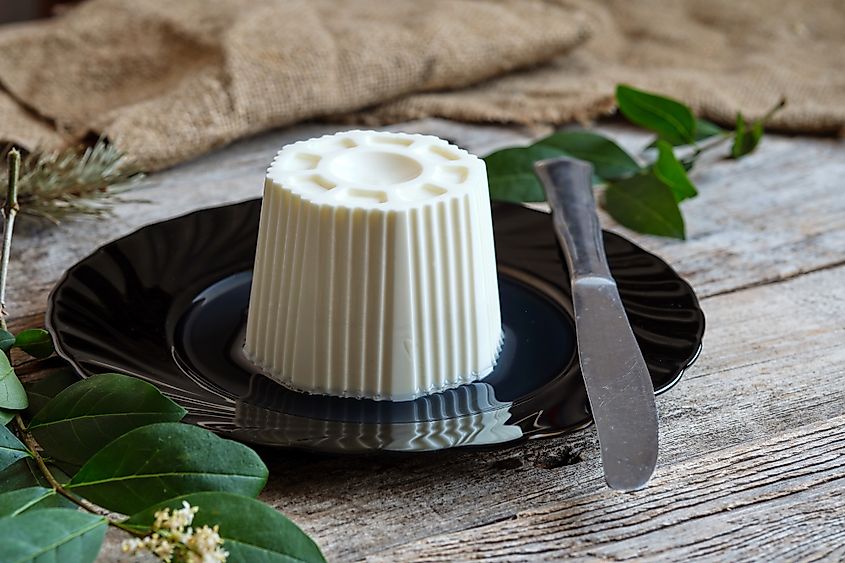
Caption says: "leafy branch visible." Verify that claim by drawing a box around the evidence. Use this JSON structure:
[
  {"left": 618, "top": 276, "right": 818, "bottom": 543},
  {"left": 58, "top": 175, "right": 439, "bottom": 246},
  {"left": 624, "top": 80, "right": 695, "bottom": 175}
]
[
  {"left": 485, "top": 84, "right": 787, "bottom": 239},
  {"left": 0, "top": 151, "right": 325, "bottom": 562},
  {"left": 13, "top": 413, "right": 111, "bottom": 518},
  {"left": 1, "top": 372, "right": 326, "bottom": 562}
]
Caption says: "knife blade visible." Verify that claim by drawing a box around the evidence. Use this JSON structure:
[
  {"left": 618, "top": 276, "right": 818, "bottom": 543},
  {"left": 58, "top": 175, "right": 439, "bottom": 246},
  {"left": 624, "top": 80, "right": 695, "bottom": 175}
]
[{"left": 534, "top": 156, "right": 658, "bottom": 491}]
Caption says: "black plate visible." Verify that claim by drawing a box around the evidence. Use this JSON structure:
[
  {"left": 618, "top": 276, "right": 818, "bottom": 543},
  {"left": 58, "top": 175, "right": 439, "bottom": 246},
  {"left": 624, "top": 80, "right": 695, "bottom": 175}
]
[{"left": 47, "top": 200, "right": 704, "bottom": 453}]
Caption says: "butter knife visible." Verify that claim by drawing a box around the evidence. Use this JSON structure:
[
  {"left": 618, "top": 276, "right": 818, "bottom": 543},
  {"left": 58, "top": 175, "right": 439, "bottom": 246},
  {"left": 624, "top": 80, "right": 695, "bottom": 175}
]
[{"left": 534, "top": 156, "right": 658, "bottom": 491}]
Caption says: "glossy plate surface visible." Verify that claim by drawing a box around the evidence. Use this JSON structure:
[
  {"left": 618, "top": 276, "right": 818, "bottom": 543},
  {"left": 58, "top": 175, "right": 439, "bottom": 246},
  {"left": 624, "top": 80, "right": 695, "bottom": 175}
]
[{"left": 47, "top": 200, "right": 704, "bottom": 452}]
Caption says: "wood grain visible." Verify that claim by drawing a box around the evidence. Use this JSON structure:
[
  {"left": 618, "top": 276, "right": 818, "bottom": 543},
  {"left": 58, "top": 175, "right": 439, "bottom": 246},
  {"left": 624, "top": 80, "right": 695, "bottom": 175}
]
[
  {"left": 372, "top": 416, "right": 845, "bottom": 561},
  {"left": 249, "top": 264, "right": 845, "bottom": 560},
  {"left": 2, "top": 119, "right": 841, "bottom": 561},
  {"left": 6, "top": 119, "right": 844, "bottom": 316}
]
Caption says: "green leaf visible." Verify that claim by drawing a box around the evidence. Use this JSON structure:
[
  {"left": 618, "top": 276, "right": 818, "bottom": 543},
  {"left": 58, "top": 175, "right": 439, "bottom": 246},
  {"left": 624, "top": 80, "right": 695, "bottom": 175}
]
[
  {"left": 484, "top": 144, "right": 563, "bottom": 202},
  {"left": 731, "top": 112, "right": 764, "bottom": 159},
  {"left": 0, "top": 351, "right": 27, "bottom": 410},
  {"left": 29, "top": 373, "right": 186, "bottom": 466},
  {"left": 0, "top": 330, "right": 15, "bottom": 354},
  {"left": 14, "top": 328, "right": 54, "bottom": 359},
  {"left": 68, "top": 422, "right": 268, "bottom": 515},
  {"left": 649, "top": 118, "right": 724, "bottom": 149},
  {"left": 0, "top": 424, "right": 30, "bottom": 472},
  {"left": 536, "top": 130, "right": 641, "bottom": 181},
  {"left": 616, "top": 84, "right": 696, "bottom": 146},
  {"left": 0, "top": 459, "right": 42, "bottom": 492},
  {"left": 0, "top": 486, "right": 75, "bottom": 518},
  {"left": 0, "top": 508, "right": 107, "bottom": 563},
  {"left": 604, "top": 174, "right": 686, "bottom": 239},
  {"left": 0, "top": 458, "right": 72, "bottom": 493},
  {"left": 24, "top": 368, "right": 81, "bottom": 418},
  {"left": 695, "top": 118, "right": 724, "bottom": 141},
  {"left": 0, "top": 408, "right": 13, "bottom": 426},
  {"left": 124, "top": 491, "right": 326, "bottom": 563},
  {"left": 653, "top": 140, "right": 698, "bottom": 202}
]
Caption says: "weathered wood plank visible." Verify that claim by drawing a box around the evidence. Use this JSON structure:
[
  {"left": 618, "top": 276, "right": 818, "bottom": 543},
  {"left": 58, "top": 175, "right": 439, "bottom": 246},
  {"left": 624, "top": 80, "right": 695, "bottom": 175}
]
[
  {"left": 5, "top": 120, "right": 844, "bottom": 319},
  {"left": 248, "top": 264, "right": 845, "bottom": 561},
  {"left": 4, "top": 118, "right": 842, "bottom": 561},
  {"left": 632, "top": 132, "right": 845, "bottom": 298},
  {"left": 371, "top": 416, "right": 845, "bottom": 561}
]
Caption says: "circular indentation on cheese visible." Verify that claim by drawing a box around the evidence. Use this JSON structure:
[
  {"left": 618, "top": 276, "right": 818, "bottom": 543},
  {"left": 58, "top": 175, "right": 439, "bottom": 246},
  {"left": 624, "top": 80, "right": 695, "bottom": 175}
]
[
  {"left": 433, "top": 164, "right": 469, "bottom": 184},
  {"left": 369, "top": 135, "right": 414, "bottom": 147},
  {"left": 289, "top": 174, "right": 336, "bottom": 194},
  {"left": 312, "top": 136, "right": 357, "bottom": 152},
  {"left": 329, "top": 150, "right": 423, "bottom": 186},
  {"left": 334, "top": 187, "right": 389, "bottom": 204},
  {"left": 279, "top": 153, "right": 320, "bottom": 171},
  {"left": 428, "top": 145, "right": 461, "bottom": 161},
  {"left": 398, "top": 183, "right": 448, "bottom": 202}
]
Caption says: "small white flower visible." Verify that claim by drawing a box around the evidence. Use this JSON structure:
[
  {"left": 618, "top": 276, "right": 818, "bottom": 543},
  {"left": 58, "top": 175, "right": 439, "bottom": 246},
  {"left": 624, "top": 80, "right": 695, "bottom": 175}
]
[
  {"left": 121, "top": 538, "right": 143, "bottom": 554},
  {"left": 186, "top": 525, "right": 228, "bottom": 562},
  {"left": 152, "top": 539, "right": 174, "bottom": 562},
  {"left": 120, "top": 502, "right": 226, "bottom": 563},
  {"left": 170, "top": 501, "right": 198, "bottom": 530}
]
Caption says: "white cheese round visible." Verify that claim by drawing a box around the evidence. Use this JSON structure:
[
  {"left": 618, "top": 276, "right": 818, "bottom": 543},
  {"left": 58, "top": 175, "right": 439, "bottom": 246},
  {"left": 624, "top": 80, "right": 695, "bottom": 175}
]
[{"left": 244, "top": 130, "right": 502, "bottom": 401}]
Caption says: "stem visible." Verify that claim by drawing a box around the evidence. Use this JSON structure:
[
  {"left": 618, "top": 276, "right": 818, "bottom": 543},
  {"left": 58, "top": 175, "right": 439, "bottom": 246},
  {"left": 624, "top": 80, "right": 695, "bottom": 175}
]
[
  {"left": 691, "top": 97, "right": 786, "bottom": 159},
  {"left": 109, "top": 519, "right": 147, "bottom": 536},
  {"left": 1, "top": 149, "right": 21, "bottom": 332},
  {"left": 13, "top": 414, "right": 145, "bottom": 535},
  {"left": 14, "top": 415, "right": 104, "bottom": 514},
  {"left": 762, "top": 97, "right": 787, "bottom": 124},
  {"left": 691, "top": 132, "right": 732, "bottom": 159},
  {"left": 4, "top": 151, "right": 141, "bottom": 541}
]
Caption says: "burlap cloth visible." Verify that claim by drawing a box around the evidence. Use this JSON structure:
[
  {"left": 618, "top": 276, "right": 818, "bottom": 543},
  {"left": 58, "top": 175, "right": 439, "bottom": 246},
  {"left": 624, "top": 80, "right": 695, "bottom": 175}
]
[{"left": 0, "top": 0, "right": 842, "bottom": 170}]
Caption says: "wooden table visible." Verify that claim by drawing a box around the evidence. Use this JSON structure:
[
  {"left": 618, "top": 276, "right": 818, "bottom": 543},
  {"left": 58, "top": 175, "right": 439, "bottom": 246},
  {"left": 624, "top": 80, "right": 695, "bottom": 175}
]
[{"left": 8, "top": 119, "right": 844, "bottom": 561}]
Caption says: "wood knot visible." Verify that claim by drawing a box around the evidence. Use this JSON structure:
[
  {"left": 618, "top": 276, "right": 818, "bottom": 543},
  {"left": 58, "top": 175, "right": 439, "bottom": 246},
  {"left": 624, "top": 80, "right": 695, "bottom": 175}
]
[{"left": 534, "top": 446, "right": 583, "bottom": 469}]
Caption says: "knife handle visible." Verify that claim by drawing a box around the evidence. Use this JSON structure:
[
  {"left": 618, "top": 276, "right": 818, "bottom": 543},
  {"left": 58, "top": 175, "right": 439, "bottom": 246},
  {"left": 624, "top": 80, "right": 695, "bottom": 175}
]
[{"left": 534, "top": 157, "right": 612, "bottom": 281}]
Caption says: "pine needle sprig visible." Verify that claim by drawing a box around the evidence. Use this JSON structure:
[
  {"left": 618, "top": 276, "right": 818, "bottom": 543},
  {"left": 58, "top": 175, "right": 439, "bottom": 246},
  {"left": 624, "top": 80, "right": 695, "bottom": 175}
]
[{"left": 1, "top": 138, "right": 144, "bottom": 223}]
